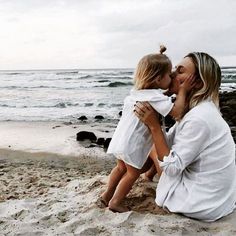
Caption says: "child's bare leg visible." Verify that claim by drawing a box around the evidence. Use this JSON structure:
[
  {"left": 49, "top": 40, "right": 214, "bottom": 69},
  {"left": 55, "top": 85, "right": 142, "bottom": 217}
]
[
  {"left": 108, "top": 164, "right": 140, "bottom": 212},
  {"left": 101, "top": 160, "right": 126, "bottom": 206}
]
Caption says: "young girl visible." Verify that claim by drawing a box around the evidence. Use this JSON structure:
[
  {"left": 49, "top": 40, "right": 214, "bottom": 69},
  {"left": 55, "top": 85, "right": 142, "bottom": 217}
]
[{"left": 101, "top": 46, "right": 193, "bottom": 213}]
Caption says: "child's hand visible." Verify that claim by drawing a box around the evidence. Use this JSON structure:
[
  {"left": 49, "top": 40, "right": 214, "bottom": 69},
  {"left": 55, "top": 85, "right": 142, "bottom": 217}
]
[{"left": 179, "top": 74, "right": 196, "bottom": 93}]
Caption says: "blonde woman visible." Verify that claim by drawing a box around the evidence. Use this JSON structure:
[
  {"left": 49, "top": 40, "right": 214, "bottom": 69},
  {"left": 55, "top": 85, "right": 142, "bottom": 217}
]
[
  {"left": 134, "top": 52, "right": 236, "bottom": 222},
  {"left": 100, "top": 46, "right": 194, "bottom": 213}
]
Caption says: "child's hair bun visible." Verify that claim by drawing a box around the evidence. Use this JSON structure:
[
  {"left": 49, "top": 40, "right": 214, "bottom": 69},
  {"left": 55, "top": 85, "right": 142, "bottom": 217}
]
[{"left": 159, "top": 45, "right": 167, "bottom": 54}]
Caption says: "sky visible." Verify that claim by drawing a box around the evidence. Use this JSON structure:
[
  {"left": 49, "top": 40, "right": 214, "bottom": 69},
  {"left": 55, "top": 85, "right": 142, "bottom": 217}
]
[{"left": 0, "top": 0, "right": 235, "bottom": 70}]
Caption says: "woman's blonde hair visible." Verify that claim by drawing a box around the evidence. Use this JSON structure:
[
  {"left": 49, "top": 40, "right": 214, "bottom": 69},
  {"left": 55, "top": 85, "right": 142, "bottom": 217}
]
[
  {"left": 134, "top": 45, "right": 172, "bottom": 89},
  {"left": 186, "top": 52, "right": 221, "bottom": 109}
]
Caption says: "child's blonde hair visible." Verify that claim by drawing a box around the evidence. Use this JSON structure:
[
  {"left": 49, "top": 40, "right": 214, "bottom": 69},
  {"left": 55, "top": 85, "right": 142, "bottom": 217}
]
[{"left": 134, "top": 45, "right": 172, "bottom": 90}]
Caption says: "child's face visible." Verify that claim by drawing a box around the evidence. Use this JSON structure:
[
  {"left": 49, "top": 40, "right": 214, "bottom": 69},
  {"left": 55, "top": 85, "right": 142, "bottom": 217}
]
[{"left": 156, "top": 71, "right": 172, "bottom": 90}]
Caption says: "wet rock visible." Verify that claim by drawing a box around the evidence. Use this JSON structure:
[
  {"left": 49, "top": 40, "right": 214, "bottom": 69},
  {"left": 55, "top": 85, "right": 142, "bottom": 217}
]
[
  {"left": 63, "top": 121, "right": 73, "bottom": 125},
  {"left": 95, "top": 115, "right": 104, "bottom": 120},
  {"left": 104, "top": 138, "right": 112, "bottom": 150},
  {"left": 219, "top": 91, "right": 236, "bottom": 142},
  {"left": 119, "top": 111, "right": 122, "bottom": 116},
  {"left": 97, "top": 138, "right": 105, "bottom": 146},
  {"left": 220, "top": 91, "right": 236, "bottom": 127},
  {"left": 76, "top": 131, "right": 97, "bottom": 142},
  {"left": 78, "top": 116, "right": 88, "bottom": 121}
]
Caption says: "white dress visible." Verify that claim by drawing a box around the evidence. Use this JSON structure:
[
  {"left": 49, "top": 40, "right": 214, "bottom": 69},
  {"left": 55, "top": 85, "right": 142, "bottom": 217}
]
[
  {"left": 107, "top": 89, "right": 173, "bottom": 169},
  {"left": 156, "top": 99, "right": 236, "bottom": 222}
]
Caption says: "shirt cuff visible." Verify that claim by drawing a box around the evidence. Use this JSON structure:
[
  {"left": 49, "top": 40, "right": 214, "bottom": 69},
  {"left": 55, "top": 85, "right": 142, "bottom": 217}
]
[{"left": 158, "top": 150, "right": 182, "bottom": 176}]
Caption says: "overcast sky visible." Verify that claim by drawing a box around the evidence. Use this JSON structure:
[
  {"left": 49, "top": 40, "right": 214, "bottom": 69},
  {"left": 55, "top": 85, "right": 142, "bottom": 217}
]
[{"left": 0, "top": 0, "right": 235, "bottom": 69}]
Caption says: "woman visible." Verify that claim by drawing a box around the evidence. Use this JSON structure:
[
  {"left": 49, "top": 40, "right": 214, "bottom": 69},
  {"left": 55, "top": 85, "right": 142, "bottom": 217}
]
[{"left": 134, "top": 52, "right": 236, "bottom": 222}]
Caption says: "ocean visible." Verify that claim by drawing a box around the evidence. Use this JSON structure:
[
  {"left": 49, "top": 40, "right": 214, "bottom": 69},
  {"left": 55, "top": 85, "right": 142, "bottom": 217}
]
[{"left": 0, "top": 67, "right": 235, "bottom": 122}]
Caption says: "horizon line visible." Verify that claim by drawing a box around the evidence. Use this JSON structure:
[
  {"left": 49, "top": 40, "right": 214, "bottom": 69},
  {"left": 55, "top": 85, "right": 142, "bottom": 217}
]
[
  {"left": 0, "top": 66, "right": 236, "bottom": 71},
  {"left": 0, "top": 67, "right": 135, "bottom": 71}
]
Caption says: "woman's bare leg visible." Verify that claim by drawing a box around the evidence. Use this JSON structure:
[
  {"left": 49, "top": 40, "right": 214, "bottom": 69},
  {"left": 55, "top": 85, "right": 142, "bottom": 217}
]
[
  {"left": 101, "top": 160, "right": 127, "bottom": 206},
  {"left": 108, "top": 164, "right": 140, "bottom": 212},
  {"left": 144, "top": 164, "right": 157, "bottom": 181}
]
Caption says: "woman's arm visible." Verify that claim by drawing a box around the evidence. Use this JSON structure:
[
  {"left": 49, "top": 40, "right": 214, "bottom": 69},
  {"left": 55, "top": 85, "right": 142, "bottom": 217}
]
[
  {"left": 134, "top": 102, "right": 211, "bottom": 177},
  {"left": 134, "top": 102, "right": 170, "bottom": 161}
]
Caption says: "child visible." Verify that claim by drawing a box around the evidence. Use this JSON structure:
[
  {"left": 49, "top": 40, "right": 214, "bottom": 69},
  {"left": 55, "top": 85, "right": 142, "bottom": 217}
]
[{"left": 101, "top": 46, "right": 192, "bottom": 213}]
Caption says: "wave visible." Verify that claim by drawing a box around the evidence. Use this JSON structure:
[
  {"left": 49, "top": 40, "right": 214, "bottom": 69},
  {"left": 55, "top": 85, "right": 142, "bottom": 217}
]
[
  {"left": 0, "top": 102, "right": 80, "bottom": 109},
  {"left": 56, "top": 71, "right": 79, "bottom": 75},
  {"left": 97, "top": 80, "right": 110, "bottom": 83},
  {"left": 108, "top": 81, "right": 133, "bottom": 87},
  {"left": 96, "top": 76, "right": 132, "bottom": 80},
  {"left": 79, "top": 75, "right": 93, "bottom": 79}
]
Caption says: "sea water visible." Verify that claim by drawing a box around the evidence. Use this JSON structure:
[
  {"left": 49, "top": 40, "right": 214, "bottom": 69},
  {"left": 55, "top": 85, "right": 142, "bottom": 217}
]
[{"left": 0, "top": 67, "right": 235, "bottom": 122}]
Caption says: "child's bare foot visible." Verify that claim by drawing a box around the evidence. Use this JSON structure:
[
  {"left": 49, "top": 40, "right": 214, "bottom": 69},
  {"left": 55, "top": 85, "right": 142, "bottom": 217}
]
[
  {"left": 96, "top": 196, "right": 108, "bottom": 208},
  {"left": 108, "top": 201, "right": 131, "bottom": 213},
  {"left": 99, "top": 192, "right": 110, "bottom": 207}
]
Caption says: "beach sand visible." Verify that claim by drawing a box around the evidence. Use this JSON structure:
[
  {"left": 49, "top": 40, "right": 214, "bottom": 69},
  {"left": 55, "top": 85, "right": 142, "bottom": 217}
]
[{"left": 0, "top": 121, "right": 236, "bottom": 235}]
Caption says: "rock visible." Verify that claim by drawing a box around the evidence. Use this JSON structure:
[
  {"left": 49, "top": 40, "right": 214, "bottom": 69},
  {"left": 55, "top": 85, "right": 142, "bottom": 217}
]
[
  {"left": 104, "top": 138, "right": 112, "bottom": 149},
  {"left": 219, "top": 91, "right": 236, "bottom": 142},
  {"left": 97, "top": 138, "right": 105, "bottom": 145},
  {"left": 78, "top": 116, "right": 88, "bottom": 121},
  {"left": 95, "top": 115, "right": 104, "bottom": 120},
  {"left": 219, "top": 91, "right": 236, "bottom": 129},
  {"left": 63, "top": 121, "right": 73, "bottom": 125},
  {"left": 119, "top": 111, "right": 122, "bottom": 116},
  {"left": 76, "top": 131, "right": 97, "bottom": 142}
]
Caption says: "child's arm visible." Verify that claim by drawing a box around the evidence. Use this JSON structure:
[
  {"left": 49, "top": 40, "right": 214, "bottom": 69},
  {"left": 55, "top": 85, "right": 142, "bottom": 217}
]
[{"left": 168, "top": 75, "right": 195, "bottom": 120}]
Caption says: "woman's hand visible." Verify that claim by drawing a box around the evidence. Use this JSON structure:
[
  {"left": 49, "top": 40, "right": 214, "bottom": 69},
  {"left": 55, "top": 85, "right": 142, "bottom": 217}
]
[
  {"left": 134, "top": 102, "right": 161, "bottom": 131},
  {"left": 179, "top": 74, "right": 196, "bottom": 93}
]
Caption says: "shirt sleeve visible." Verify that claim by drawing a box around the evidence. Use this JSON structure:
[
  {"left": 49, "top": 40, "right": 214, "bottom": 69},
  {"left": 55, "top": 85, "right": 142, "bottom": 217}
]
[
  {"left": 159, "top": 118, "right": 211, "bottom": 177},
  {"left": 165, "top": 123, "right": 177, "bottom": 147},
  {"left": 149, "top": 96, "right": 173, "bottom": 117}
]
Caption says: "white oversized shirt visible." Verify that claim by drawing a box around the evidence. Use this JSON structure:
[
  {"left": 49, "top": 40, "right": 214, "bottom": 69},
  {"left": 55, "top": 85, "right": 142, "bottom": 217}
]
[
  {"left": 156, "top": 99, "right": 236, "bottom": 222},
  {"left": 107, "top": 89, "right": 173, "bottom": 169}
]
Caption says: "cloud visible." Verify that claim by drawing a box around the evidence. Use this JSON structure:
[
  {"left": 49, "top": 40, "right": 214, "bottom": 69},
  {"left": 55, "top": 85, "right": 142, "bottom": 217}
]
[{"left": 0, "top": 0, "right": 235, "bottom": 69}]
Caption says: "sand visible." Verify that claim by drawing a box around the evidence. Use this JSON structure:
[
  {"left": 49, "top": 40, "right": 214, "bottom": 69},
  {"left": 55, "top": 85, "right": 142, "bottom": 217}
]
[{"left": 0, "top": 121, "right": 236, "bottom": 236}]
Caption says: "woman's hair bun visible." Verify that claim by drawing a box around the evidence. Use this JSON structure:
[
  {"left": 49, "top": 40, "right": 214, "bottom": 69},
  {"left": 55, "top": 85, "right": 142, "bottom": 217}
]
[{"left": 159, "top": 45, "right": 167, "bottom": 54}]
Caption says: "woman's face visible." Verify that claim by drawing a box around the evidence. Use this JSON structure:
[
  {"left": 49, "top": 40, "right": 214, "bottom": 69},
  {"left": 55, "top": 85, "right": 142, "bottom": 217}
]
[{"left": 169, "top": 57, "right": 196, "bottom": 94}]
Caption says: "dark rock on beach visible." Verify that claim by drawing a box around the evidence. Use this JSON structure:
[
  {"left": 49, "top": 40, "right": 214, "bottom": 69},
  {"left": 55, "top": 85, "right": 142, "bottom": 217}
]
[
  {"left": 76, "top": 131, "right": 97, "bottom": 142},
  {"left": 78, "top": 116, "right": 88, "bottom": 121},
  {"left": 95, "top": 115, "right": 104, "bottom": 120},
  {"left": 97, "top": 138, "right": 105, "bottom": 146},
  {"left": 219, "top": 91, "right": 236, "bottom": 142},
  {"left": 104, "top": 138, "right": 112, "bottom": 150},
  {"left": 220, "top": 91, "right": 236, "bottom": 125}
]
